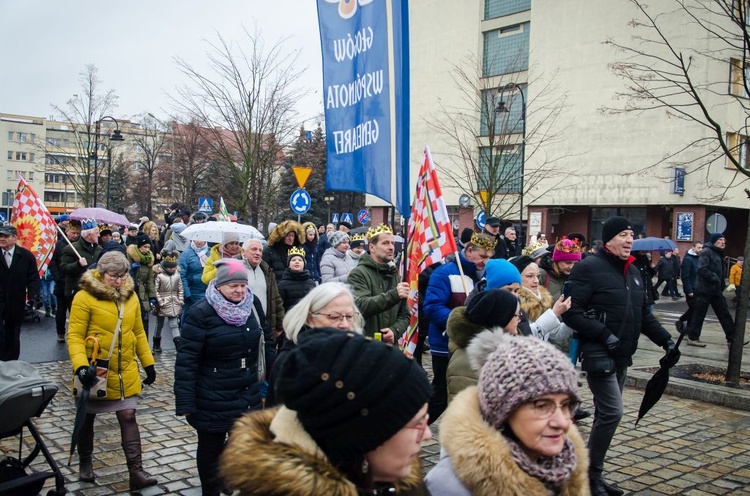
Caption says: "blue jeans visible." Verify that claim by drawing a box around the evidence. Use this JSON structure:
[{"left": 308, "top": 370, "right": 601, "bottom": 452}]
[{"left": 40, "top": 280, "right": 56, "bottom": 311}]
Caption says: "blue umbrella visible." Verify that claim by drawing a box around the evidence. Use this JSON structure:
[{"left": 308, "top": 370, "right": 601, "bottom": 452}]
[{"left": 632, "top": 237, "right": 677, "bottom": 251}]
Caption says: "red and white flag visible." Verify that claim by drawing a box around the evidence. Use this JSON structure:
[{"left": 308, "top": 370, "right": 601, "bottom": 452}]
[
  {"left": 10, "top": 176, "right": 57, "bottom": 277},
  {"left": 398, "top": 146, "right": 458, "bottom": 357}
]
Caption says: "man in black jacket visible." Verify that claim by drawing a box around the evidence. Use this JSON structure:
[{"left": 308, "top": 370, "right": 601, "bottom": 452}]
[
  {"left": 563, "top": 216, "right": 674, "bottom": 496},
  {"left": 0, "top": 225, "right": 41, "bottom": 360},
  {"left": 684, "top": 234, "right": 738, "bottom": 347},
  {"left": 675, "top": 241, "right": 702, "bottom": 333},
  {"left": 50, "top": 221, "right": 81, "bottom": 343}
]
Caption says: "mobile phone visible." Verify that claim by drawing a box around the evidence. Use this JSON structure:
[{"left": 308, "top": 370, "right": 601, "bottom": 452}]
[{"left": 563, "top": 281, "right": 573, "bottom": 298}]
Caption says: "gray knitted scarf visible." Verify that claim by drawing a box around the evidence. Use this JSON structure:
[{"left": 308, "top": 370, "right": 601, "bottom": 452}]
[
  {"left": 205, "top": 280, "right": 254, "bottom": 326},
  {"left": 507, "top": 435, "right": 577, "bottom": 489}
]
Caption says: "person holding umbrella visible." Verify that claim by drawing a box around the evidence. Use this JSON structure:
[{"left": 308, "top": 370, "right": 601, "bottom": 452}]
[
  {"left": 562, "top": 216, "right": 674, "bottom": 496},
  {"left": 175, "top": 258, "right": 276, "bottom": 496},
  {"left": 67, "top": 251, "right": 157, "bottom": 490}
]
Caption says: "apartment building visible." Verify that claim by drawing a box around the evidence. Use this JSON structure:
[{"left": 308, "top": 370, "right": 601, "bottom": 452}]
[{"left": 0, "top": 114, "right": 46, "bottom": 220}]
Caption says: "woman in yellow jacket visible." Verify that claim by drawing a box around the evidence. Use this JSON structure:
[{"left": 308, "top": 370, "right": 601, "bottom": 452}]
[
  {"left": 729, "top": 256, "right": 743, "bottom": 305},
  {"left": 67, "top": 251, "right": 158, "bottom": 491},
  {"left": 201, "top": 233, "right": 242, "bottom": 284}
]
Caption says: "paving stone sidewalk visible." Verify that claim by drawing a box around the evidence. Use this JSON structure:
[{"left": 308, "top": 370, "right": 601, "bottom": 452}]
[{"left": 3, "top": 328, "right": 750, "bottom": 495}]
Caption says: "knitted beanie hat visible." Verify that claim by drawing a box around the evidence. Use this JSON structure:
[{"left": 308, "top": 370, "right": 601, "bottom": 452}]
[
  {"left": 552, "top": 239, "right": 582, "bottom": 262},
  {"left": 476, "top": 334, "right": 580, "bottom": 429},
  {"left": 171, "top": 222, "right": 187, "bottom": 235},
  {"left": 135, "top": 233, "right": 151, "bottom": 248},
  {"left": 710, "top": 233, "right": 725, "bottom": 244},
  {"left": 465, "top": 289, "right": 519, "bottom": 329},
  {"left": 601, "top": 216, "right": 633, "bottom": 244},
  {"left": 277, "top": 328, "right": 432, "bottom": 466},
  {"left": 328, "top": 230, "right": 349, "bottom": 248},
  {"left": 484, "top": 258, "right": 522, "bottom": 289},
  {"left": 213, "top": 259, "right": 248, "bottom": 287},
  {"left": 510, "top": 255, "right": 535, "bottom": 275}
]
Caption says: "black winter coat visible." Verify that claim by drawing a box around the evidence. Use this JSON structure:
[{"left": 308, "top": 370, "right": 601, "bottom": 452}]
[
  {"left": 49, "top": 238, "right": 66, "bottom": 288},
  {"left": 302, "top": 240, "right": 321, "bottom": 283},
  {"left": 276, "top": 269, "right": 315, "bottom": 311},
  {"left": 681, "top": 251, "right": 700, "bottom": 294},
  {"left": 60, "top": 239, "right": 101, "bottom": 297},
  {"left": 563, "top": 247, "right": 671, "bottom": 367},
  {"left": 633, "top": 254, "right": 657, "bottom": 306},
  {"left": 695, "top": 245, "right": 725, "bottom": 296},
  {"left": 174, "top": 295, "right": 276, "bottom": 433},
  {"left": 0, "top": 246, "right": 40, "bottom": 321},
  {"left": 654, "top": 256, "right": 676, "bottom": 280}
]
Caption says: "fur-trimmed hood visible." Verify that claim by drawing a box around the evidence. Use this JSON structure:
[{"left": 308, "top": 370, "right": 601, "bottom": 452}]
[
  {"left": 302, "top": 221, "right": 319, "bottom": 241},
  {"left": 78, "top": 268, "right": 136, "bottom": 303},
  {"left": 126, "top": 243, "right": 155, "bottom": 267},
  {"left": 430, "top": 387, "right": 590, "bottom": 496},
  {"left": 221, "top": 406, "right": 428, "bottom": 496},
  {"left": 446, "top": 306, "right": 486, "bottom": 353},
  {"left": 517, "top": 286, "right": 553, "bottom": 322},
  {"left": 267, "top": 220, "right": 305, "bottom": 246}
]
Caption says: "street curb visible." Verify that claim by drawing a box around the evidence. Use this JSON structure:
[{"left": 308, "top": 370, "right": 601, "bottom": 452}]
[{"left": 627, "top": 368, "right": 750, "bottom": 411}]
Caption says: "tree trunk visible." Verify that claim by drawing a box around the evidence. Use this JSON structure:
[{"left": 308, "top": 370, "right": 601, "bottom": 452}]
[{"left": 726, "top": 191, "right": 750, "bottom": 385}]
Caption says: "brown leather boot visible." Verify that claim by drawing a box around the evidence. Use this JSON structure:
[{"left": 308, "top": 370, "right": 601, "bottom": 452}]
[
  {"left": 78, "top": 413, "right": 96, "bottom": 482},
  {"left": 119, "top": 414, "right": 157, "bottom": 490}
]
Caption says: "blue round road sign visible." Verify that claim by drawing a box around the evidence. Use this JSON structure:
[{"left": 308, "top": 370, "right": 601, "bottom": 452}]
[
  {"left": 290, "top": 189, "right": 311, "bottom": 215},
  {"left": 475, "top": 210, "right": 486, "bottom": 230},
  {"left": 357, "top": 209, "right": 370, "bottom": 225}
]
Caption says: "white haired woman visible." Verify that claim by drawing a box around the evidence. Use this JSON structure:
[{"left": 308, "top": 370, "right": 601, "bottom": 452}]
[{"left": 266, "top": 281, "right": 363, "bottom": 406}]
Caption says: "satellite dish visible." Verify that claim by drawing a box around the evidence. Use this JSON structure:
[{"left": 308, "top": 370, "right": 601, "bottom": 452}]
[{"left": 705, "top": 213, "right": 727, "bottom": 235}]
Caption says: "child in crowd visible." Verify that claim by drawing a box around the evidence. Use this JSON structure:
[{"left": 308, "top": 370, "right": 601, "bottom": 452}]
[
  {"left": 277, "top": 246, "right": 316, "bottom": 312},
  {"left": 152, "top": 250, "right": 184, "bottom": 352}
]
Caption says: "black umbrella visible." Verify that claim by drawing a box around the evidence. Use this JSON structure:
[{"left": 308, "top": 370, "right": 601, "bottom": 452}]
[
  {"left": 68, "top": 337, "right": 100, "bottom": 465},
  {"left": 635, "top": 332, "right": 685, "bottom": 426}
]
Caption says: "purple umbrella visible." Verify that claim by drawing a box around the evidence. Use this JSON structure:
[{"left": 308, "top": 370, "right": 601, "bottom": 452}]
[{"left": 68, "top": 207, "right": 130, "bottom": 227}]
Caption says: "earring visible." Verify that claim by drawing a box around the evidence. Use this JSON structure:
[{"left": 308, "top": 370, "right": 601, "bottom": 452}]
[{"left": 361, "top": 458, "right": 369, "bottom": 474}]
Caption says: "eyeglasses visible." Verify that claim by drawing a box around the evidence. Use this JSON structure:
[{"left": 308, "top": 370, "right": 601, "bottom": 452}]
[
  {"left": 105, "top": 273, "right": 126, "bottom": 281},
  {"left": 514, "top": 312, "right": 522, "bottom": 319},
  {"left": 406, "top": 413, "right": 429, "bottom": 441},
  {"left": 312, "top": 312, "right": 360, "bottom": 323},
  {"left": 527, "top": 398, "right": 579, "bottom": 419}
]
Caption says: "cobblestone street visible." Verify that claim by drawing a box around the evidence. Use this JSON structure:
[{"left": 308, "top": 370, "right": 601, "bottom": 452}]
[{"left": 2, "top": 349, "right": 749, "bottom": 495}]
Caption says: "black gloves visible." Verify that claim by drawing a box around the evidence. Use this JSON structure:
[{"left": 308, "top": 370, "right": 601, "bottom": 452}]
[
  {"left": 76, "top": 366, "right": 98, "bottom": 388},
  {"left": 143, "top": 365, "right": 156, "bottom": 385},
  {"left": 604, "top": 334, "right": 621, "bottom": 352}
]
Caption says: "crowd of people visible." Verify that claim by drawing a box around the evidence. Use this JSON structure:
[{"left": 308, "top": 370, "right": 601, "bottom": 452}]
[{"left": 1, "top": 205, "right": 746, "bottom": 495}]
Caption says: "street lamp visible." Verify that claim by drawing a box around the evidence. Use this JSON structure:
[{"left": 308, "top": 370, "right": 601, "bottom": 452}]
[
  {"left": 91, "top": 116, "right": 124, "bottom": 208},
  {"left": 495, "top": 83, "right": 526, "bottom": 240},
  {"left": 324, "top": 196, "right": 335, "bottom": 223}
]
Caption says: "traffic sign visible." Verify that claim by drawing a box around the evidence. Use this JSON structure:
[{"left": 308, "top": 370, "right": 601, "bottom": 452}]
[
  {"left": 0, "top": 213, "right": 6, "bottom": 222},
  {"left": 198, "top": 198, "right": 213, "bottom": 213},
  {"left": 341, "top": 213, "right": 353, "bottom": 225},
  {"left": 475, "top": 210, "right": 486, "bottom": 230},
  {"left": 290, "top": 189, "right": 311, "bottom": 215},
  {"left": 357, "top": 209, "right": 370, "bottom": 225},
  {"left": 332, "top": 213, "right": 340, "bottom": 224},
  {"left": 292, "top": 167, "right": 313, "bottom": 188}
]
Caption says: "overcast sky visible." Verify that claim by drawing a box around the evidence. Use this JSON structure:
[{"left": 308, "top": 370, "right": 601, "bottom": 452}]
[{"left": 0, "top": 0, "right": 324, "bottom": 126}]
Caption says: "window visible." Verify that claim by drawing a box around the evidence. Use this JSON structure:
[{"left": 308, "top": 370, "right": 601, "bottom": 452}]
[
  {"left": 483, "top": 23, "right": 530, "bottom": 77},
  {"left": 6, "top": 151, "right": 12, "bottom": 161},
  {"left": 485, "top": 0, "right": 530, "bottom": 20},
  {"left": 2, "top": 190, "right": 12, "bottom": 206},
  {"left": 7, "top": 132, "right": 13, "bottom": 141},
  {"left": 28, "top": 172, "right": 34, "bottom": 181},
  {"left": 30, "top": 133, "right": 35, "bottom": 143},
  {"left": 47, "top": 137, "right": 61, "bottom": 147},
  {"left": 29, "top": 153, "right": 35, "bottom": 162},
  {"left": 6, "top": 171, "right": 12, "bottom": 181},
  {"left": 730, "top": 58, "right": 750, "bottom": 98},
  {"left": 479, "top": 86, "right": 526, "bottom": 136},
  {"left": 727, "top": 132, "right": 749, "bottom": 168},
  {"left": 15, "top": 152, "right": 27, "bottom": 161},
  {"left": 478, "top": 146, "right": 522, "bottom": 194},
  {"left": 17, "top": 132, "right": 27, "bottom": 143}
]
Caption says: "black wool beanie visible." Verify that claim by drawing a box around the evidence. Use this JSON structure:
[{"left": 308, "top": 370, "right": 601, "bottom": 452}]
[
  {"left": 465, "top": 289, "right": 519, "bottom": 329},
  {"left": 135, "top": 233, "right": 151, "bottom": 248},
  {"left": 601, "top": 216, "right": 632, "bottom": 244},
  {"left": 276, "top": 328, "right": 432, "bottom": 465},
  {"left": 510, "top": 255, "right": 534, "bottom": 275}
]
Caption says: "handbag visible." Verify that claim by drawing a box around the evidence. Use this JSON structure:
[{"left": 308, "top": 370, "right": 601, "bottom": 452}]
[{"left": 73, "top": 303, "right": 124, "bottom": 399}]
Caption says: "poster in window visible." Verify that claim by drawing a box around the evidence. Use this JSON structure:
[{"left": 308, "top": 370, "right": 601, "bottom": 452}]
[{"left": 676, "top": 212, "right": 693, "bottom": 242}]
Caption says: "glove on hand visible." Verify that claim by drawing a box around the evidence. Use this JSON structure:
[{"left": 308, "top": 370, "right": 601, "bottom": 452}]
[
  {"left": 149, "top": 298, "right": 157, "bottom": 309},
  {"left": 131, "top": 262, "right": 141, "bottom": 270},
  {"left": 143, "top": 365, "right": 156, "bottom": 385},
  {"left": 604, "top": 334, "right": 621, "bottom": 352},
  {"left": 76, "top": 366, "right": 98, "bottom": 388}
]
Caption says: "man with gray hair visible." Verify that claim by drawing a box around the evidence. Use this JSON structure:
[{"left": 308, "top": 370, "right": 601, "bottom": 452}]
[{"left": 242, "top": 239, "right": 284, "bottom": 340}]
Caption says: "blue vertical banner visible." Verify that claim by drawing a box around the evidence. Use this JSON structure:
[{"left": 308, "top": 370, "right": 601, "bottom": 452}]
[{"left": 317, "top": 0, "right": 410, "bottom": 215}]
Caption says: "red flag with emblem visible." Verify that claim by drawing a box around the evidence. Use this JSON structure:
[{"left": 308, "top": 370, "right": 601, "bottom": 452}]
[
  {"left": 398, "top": 146, "right": 458, "bottom": 357},
  {"left": 10, "top": 176, "right": 57, "bottom": 277}
]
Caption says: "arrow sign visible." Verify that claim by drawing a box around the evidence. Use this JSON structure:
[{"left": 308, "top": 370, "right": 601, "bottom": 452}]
[
  {"left": 290, "top": 189, "right": 311, "bottom": 215},
  {"left": 475, "top": 209, "right": 486, "bottom": 230},
  {"left": 292, "top": 167, "right": 313, "bottom": 189}
]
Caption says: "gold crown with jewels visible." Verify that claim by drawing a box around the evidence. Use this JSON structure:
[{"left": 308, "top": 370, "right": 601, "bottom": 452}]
[
  {"left": 470, "top": 232, "right": 498, "bottom": 251},
  {"left": 366, "top": 223, "right": 393, "bottom": 241},
  {"left": 288, "top": 246, "right": 306, "bottom": 258},
  {"left": 350, "top": 233, "right": 366, "bottom": 243}
]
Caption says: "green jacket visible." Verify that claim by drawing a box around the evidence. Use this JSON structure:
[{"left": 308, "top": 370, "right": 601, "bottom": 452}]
[{"left": 348, "top": 253, "right": 409, "bottom": 339}]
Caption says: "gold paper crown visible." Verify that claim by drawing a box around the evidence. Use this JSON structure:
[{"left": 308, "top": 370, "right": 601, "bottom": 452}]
[
  {"left": 288, "top": 246, "right": 306, "bottom": 258},
  {"left": 163, "top": 253, "right": 179, "bottom": 263},
  {"left": 99, "top": 225, "right": 113, "bottom": 233},
  {"left": 366, "top": 223, "right": 393, "bottom": 241},
  {"left": 522, "top": 241, "right": 545, "bottom": 257},
  {"left": 350, "top": 233, "right": 366, "bottom": 243},
  {"left": 469, "top": 232, "right": 498, "bottom": 251}
]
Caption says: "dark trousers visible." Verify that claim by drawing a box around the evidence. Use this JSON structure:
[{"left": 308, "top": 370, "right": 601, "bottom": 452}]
[
  {"left": 587, "top": 366, "right": 627, "bottom": 479},
  {"left": 0, "top": 319, "right": 23, "bottom": 361},
  {"left": 686, "top": 293, "right": 735, "bottom": 341},
  {"left": 413, "top": 326, "right": 428, "bottom": 369},
  {"left": 655, "top": 278, "right": 677, "bottom": 297},
  {"left": 677, "top": 294, "right": 695, "bottom": 327},
  {"left": 55, "top": 292, "right": 72, "bottom": 337},
  {"left": 428, "top": 354, "right": 449, "bottom": 424},
  {"left": 196, "top": 430, "right": 228, "bottom": 496}
]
